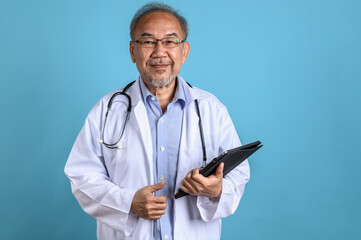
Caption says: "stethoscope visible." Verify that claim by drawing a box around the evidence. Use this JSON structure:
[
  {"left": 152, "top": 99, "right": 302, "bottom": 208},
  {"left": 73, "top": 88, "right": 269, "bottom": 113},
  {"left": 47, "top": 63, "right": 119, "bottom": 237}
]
[{"left": 98, "top": 80, "right": 208, "bottom": 168}]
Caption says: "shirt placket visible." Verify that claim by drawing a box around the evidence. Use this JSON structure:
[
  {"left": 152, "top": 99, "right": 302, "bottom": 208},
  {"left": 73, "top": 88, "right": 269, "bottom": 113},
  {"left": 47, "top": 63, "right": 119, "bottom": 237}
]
[{"left": 157, "top": 113, "right": 172, "bottom": 240}]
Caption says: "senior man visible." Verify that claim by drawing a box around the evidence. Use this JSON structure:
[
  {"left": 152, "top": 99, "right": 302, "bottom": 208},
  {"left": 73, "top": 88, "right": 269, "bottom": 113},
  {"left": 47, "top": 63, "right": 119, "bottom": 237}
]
[{"left": 65, "top": 2, "right": 250, "bottom": 240}]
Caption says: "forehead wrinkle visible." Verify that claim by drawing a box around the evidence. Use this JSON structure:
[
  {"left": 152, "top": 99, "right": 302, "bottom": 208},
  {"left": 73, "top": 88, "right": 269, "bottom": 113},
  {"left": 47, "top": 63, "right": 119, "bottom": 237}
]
[{"left": 135, "top": 12, "right": 184, "bottom": 39}]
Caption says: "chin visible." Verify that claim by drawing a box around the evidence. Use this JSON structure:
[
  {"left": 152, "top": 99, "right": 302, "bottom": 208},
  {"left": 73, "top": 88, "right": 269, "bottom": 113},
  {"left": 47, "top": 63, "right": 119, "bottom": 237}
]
[{"left": 146, "top": 73, "right": 174, "bottom": 88}]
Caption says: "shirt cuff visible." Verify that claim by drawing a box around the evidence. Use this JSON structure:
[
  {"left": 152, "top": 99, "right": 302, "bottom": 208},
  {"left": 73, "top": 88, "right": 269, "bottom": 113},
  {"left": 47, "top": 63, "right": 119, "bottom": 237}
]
[
  {"left": 196, "top": 180, "right": 233, "bottom": 221},
  {"left": 196, "top": 195, "right": 221, "bottom": 222}
]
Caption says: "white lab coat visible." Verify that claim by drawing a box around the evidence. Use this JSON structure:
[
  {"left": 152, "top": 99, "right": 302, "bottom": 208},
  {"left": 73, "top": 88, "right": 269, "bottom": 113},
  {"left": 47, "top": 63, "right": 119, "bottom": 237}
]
[{"left": 64, "top": 77, "right": 250, "bottom": 240}]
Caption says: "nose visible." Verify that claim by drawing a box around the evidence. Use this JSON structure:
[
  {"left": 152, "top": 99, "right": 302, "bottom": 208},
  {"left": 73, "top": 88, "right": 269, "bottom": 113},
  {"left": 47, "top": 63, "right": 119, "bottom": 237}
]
[{"left": 151, "top": 40, "right": 167, "bottom": 57}]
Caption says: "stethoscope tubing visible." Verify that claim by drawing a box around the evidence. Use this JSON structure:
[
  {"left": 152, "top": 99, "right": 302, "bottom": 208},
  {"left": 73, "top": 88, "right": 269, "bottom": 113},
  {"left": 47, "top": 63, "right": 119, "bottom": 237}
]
[
  {"left": 100, "top": 80, "right": 207, "bottom": 166},
  {"left": 100, "top": 81, "right": 134, "bottom": 149}
]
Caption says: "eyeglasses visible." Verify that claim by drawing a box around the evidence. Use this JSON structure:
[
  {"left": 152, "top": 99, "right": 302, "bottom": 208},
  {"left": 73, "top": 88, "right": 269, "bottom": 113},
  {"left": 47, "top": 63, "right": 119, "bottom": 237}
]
[{"left": 132, "top": 37, "right": 186, "bottom": 48}]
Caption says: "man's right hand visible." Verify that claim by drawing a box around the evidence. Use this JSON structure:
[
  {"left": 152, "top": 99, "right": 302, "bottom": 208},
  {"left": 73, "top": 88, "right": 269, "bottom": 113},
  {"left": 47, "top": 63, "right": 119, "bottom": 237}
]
[{"left": 130, "top": 180, "right": 167, "bottom": 220}]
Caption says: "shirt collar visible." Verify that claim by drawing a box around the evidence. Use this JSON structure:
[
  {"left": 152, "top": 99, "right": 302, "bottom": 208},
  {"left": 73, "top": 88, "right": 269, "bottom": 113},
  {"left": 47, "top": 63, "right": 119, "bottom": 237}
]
[{"left": 139, "top": 76, "right": 187, "bottom": 109}]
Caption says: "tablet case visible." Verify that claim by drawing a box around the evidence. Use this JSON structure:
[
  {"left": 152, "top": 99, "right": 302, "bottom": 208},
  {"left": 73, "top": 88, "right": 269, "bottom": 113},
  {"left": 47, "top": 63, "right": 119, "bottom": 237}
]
[{"left": 174, "top": 141, "right": 262, "bottom": 199}]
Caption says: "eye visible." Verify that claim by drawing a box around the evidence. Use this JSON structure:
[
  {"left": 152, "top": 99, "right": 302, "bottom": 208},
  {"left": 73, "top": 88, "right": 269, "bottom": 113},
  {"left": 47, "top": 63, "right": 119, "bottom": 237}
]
[
  {"left": 143, "top": 40, "right": 154, "bottom": 44},
  {"left": 163, "top": 39, "right": 177, "bottom": 47},
  {"left": 140, "top": 39, "right": 156, "bottom": 45}
]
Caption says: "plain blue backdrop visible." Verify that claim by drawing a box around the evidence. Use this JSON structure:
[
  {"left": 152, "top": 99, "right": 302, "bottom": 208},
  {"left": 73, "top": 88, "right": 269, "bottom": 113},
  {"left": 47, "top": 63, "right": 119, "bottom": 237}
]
[{"left": 1, "top": 0, "right": 360, "bottom": 239}]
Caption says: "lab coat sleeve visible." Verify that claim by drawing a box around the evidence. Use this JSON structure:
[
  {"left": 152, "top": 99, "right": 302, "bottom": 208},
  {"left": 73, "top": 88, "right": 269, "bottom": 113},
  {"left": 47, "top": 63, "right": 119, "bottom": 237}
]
[
  {"left": 196, "top": 103, "right": 250, "bottom": 221},
  {"left": 64, "top": 101, "right": 138, "bottom": 235}
]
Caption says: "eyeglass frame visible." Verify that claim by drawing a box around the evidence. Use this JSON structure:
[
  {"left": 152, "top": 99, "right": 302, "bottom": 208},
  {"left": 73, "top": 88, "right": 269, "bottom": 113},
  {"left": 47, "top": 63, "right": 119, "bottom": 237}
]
[{"left": 131, "top": 37, "right": 186, "bottom": 48}]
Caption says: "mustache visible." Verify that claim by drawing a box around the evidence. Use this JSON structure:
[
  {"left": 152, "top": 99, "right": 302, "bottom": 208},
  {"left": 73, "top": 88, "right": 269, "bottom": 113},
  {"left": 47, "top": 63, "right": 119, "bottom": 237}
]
[{"left": 147, "top": 59, "right": 173, "bottom": 65}]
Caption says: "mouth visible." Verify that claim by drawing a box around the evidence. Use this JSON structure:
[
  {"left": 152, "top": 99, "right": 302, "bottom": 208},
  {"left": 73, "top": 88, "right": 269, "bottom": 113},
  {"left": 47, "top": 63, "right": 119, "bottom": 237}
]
[
  {"left": 147, "top": 59, "right": 173, "bottom": 69},
  {"left": 149, "top": 64, "right": 170, "bottom": 69}
]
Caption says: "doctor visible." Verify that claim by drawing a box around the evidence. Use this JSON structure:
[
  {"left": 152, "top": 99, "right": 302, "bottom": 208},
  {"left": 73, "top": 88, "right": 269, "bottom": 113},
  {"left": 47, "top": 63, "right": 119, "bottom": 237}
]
[{"left": 65, "top": 2, "right": 250, "bottom": 240}]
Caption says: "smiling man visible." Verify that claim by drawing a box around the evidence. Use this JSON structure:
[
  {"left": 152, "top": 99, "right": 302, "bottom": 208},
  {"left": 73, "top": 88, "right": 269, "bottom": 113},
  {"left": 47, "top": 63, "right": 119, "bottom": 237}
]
[
  {"left": 65, "top": 2, "right": 250, "bottom": 240},
  {"left": 129, "top": 10, "right": 190, "bottom": 113}
]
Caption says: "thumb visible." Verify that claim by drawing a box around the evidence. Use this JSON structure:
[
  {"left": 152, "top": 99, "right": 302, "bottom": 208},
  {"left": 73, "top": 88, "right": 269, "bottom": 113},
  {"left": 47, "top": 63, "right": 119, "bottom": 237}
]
[
  {"left": 149, "top": 180, "right": 166, "bottom": 193},
  {"left": 215, "top": 162, "right": 224, "bottom": 178}
]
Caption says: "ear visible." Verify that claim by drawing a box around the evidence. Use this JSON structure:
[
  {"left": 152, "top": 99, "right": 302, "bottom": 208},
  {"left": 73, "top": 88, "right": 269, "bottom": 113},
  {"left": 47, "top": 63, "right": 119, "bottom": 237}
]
[
  {"left": 129, "top": 41, "right": 136, "bottom": 63},
  {"left": 181, "top": 41, "right": 190, "bottom": 64}
]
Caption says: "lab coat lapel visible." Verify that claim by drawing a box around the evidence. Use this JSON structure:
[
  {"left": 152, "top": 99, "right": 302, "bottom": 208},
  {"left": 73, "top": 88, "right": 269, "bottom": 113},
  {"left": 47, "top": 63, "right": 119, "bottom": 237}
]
[
  {"left": 175, "top": 80, "right": 202, "bottom": 190},
  {"left": 129, "top": 79, "right": 154, "bottom": 183}
]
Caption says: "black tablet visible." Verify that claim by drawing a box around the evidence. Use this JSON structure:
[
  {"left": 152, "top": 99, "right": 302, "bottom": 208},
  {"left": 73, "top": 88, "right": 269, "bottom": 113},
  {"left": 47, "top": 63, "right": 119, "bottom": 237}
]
[
  {"left": 175, "top": 141, "right": 262, "bottom": 199},
  {"left": 200, "top": 141, "right": 263, "bottom": 177}
]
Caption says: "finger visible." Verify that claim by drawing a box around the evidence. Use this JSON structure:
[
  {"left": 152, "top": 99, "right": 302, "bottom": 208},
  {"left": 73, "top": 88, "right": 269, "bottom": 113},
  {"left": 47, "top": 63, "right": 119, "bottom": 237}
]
[
  {"left": 191, "top": 168, "right": 200, "bottom": 177},
  {"left": 191, "top": 168, "right": 205, "bottom": 183},
  {"left": 147, "top": 200, "right": 167, "bottom": 209},
  {"left": 214, "top": 162, "right": 224, "bottom": 178},
  {"left": 149, "top": 204, "right": 167, "bottom": 212},
  {"left": 184, "top": 171, "right": 192, "bottom": 180},
  {"left": 144, "top": 202, "right": 167, "bottom": 213},
  {"left": 153, "top": 195, "right": 167, "bottom": 204},
  {"left": 181, "top": 179, "right": 198, "bottom": 194},
  {"left": 149, "top": 180, "right": 166, "bottom": 193},
  {"left": 145, "top": 209, "right": 166, "bottom": 220},
  {"left": 150, "top": 212, "right": 165, "bottom": 220},
  {"left": 152, "top": 208, "right": 166, "bottom": 214},
  {"left": 146, "top": 197, "right": 167, "bottom": 208}
]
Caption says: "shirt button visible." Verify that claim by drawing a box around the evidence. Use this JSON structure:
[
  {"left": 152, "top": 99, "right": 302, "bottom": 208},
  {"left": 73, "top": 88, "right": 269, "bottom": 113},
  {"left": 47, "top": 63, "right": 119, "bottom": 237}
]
[
  {"left": 164, "top": 235, "right": 169, "bottom": 240},
  {"left": 151, "top": 97, "right": 156, "bottom": 101},
  {"left": 160, "top": 176, "right": 165, "bottom": 181},
  {"left": 160, "top": 118, "right": 164, "bottom": 123},
  {"left": 160, "top": 146, "right": 165, "bottom": 151}
]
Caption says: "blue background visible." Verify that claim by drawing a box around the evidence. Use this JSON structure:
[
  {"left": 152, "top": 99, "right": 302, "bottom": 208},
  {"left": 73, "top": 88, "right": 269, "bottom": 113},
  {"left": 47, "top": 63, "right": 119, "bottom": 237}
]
[{"left": 1, "top": 0, "right": 360, "bottom": 239}]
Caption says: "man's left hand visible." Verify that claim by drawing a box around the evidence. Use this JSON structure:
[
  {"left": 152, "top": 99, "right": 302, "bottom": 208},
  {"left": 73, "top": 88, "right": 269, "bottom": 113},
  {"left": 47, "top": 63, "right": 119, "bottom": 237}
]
[{"left": 180, "top": 162, "right": 224, "bottom": 198}]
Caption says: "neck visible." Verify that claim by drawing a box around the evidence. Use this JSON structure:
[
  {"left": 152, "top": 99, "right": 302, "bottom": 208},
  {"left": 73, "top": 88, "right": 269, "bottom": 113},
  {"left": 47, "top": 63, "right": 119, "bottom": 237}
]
[{"left": 144, "top": 77, "right": 178, "bottom": 113}]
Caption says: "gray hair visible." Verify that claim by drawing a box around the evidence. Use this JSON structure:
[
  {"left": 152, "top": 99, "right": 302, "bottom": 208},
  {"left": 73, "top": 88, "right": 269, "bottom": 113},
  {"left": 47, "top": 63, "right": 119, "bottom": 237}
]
[{"left": 130, "top": 2, "right": 189, "bottom": 40}]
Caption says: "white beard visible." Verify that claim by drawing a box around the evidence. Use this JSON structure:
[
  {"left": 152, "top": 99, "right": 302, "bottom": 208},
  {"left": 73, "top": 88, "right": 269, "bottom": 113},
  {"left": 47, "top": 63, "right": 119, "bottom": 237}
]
[{"left": 146, "top": 72, "right": 174, "bottom": 87}]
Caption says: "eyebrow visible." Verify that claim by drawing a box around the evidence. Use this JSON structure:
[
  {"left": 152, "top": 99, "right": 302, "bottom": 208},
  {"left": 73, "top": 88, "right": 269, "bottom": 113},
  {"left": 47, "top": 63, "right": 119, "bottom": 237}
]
[
  {"left": 140, "top": 33, "right": 154, "bottom": 37},
  {"left": 140, "top": 32, "right": 180, "bottom": 38},
  {"left": 165, "top": 33, "right": 179, "bottom": 38}
]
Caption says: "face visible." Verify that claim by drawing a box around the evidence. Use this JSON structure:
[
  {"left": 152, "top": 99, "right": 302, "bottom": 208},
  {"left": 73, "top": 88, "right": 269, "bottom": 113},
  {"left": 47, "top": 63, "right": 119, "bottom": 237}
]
[{"left": 130, "top": 11, "right": 190, "bottom": 88}]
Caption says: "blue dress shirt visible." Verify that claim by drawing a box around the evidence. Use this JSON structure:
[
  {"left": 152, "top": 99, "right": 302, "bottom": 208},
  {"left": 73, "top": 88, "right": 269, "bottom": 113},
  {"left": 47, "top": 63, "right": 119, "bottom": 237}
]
[{"left": 139, "top": 77, "right": 187, "bottom": 240}]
